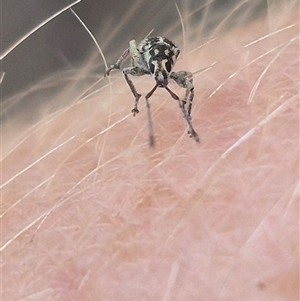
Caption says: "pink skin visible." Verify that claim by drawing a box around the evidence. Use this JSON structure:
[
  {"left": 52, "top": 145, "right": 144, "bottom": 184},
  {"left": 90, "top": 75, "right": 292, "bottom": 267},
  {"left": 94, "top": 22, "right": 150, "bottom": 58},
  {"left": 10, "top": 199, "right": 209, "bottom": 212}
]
[{"left": 2, "top": 4, "right": 298, "bottom": 301}]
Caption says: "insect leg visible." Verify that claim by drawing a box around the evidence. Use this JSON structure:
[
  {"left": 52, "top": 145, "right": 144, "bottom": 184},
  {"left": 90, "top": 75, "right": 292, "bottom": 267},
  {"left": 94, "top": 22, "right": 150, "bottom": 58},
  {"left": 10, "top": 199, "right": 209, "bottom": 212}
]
[
  {"left": 165, "top": 84, "right": 199, "bottom": 143},
  {"left": 170, "top": 71, "right": 194, "bottom": 117},
  {"left": 122, "top": 66, "right": 149, "bottom": 116},
  {"left": 145, "top": 84, "right": 158, "bottom": 147},
  {"left": 104, "top": 48, "right": 130, "bottom": 77}
]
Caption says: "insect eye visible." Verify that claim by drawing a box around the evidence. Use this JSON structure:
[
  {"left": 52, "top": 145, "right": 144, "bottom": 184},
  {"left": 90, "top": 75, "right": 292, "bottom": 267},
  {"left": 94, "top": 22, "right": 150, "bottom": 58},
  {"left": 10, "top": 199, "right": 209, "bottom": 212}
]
[{"left": 165, "top": 60, "right": 172, "bottom": 73}]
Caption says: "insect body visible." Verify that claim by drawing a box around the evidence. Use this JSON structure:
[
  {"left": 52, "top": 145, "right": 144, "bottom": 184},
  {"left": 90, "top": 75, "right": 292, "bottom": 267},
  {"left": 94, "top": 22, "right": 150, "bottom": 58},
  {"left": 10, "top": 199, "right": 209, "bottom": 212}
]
[{"left": 104, "top": 36, "right": 199, "bottom": 146}]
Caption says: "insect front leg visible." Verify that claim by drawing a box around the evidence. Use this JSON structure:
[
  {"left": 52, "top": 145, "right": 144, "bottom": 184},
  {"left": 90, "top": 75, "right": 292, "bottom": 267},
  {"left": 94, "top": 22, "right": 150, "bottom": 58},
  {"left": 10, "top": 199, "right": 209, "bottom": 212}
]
[
  {"left": 122, "top": 66, "right": 149, "bottom": 116},
  {"left": 104, "top": 48, "right": 130, "bottom": 77},
  {"left": 170, "top": 71, "right": 194, "bottom": 117},
  {"left": 170, "top": 71, "right": 199, "bottom": 142}
]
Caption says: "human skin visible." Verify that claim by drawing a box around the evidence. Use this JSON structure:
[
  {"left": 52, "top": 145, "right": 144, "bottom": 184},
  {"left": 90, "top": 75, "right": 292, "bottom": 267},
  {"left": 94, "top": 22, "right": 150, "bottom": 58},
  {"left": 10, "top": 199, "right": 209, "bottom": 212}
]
[{"left": 1, "top": 2, "right": 299, "bottom": 301}]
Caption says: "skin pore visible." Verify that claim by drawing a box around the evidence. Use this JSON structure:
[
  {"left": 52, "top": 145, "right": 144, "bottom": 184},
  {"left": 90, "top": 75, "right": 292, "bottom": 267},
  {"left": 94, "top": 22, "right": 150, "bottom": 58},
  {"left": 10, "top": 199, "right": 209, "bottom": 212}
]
[{"left": 2, "top": 1, "right": 299, "bottom": 300}]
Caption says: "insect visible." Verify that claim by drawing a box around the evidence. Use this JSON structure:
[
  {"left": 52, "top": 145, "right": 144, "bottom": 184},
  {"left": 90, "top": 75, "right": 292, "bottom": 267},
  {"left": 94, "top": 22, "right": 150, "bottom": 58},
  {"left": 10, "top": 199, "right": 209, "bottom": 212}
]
[{"left": 104, "top": 36, "right": 199, "bottom": 147}]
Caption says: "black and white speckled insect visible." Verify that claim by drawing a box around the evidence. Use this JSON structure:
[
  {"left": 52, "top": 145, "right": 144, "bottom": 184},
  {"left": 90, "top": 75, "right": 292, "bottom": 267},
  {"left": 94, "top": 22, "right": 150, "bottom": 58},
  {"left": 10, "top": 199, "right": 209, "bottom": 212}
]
[{"left": 104, "top": 36, "right": 199, "bottom": 147}]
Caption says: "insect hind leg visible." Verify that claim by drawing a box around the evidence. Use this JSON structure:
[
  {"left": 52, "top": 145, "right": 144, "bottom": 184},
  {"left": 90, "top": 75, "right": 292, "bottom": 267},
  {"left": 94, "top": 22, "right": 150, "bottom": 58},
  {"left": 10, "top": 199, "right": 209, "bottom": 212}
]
[{"left": 104, "top": 48, "right": 130, "bottom": 77}]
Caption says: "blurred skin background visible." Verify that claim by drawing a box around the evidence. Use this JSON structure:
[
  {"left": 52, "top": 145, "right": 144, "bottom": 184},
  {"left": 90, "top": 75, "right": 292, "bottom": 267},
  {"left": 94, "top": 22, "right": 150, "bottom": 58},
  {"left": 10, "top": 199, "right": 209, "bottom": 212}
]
[{"left": 2, "top": 0, "right": 299, "bottom": 300}]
